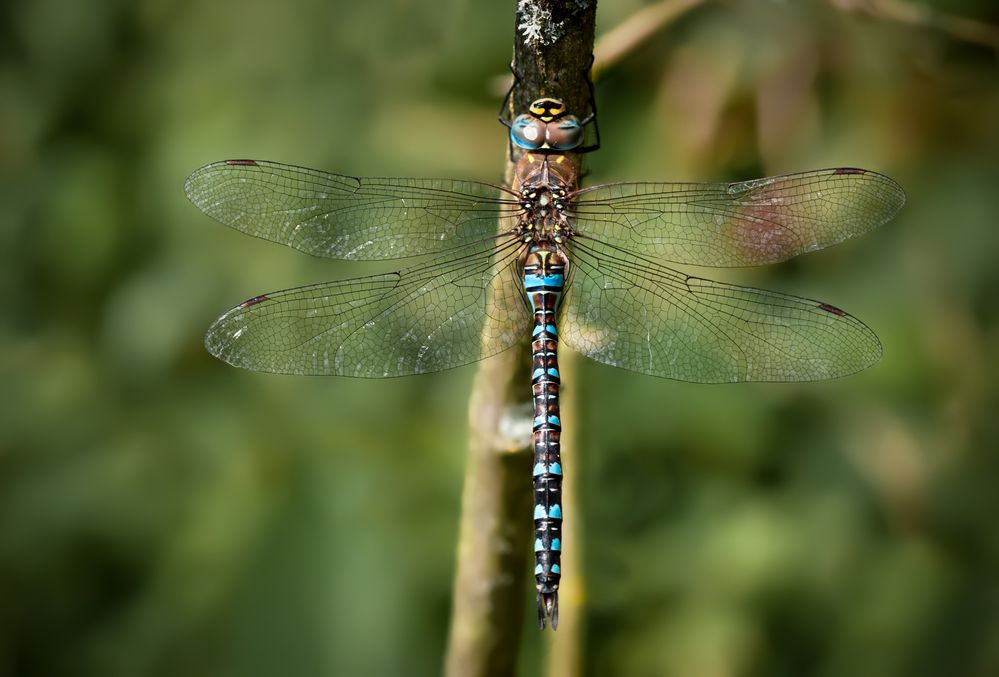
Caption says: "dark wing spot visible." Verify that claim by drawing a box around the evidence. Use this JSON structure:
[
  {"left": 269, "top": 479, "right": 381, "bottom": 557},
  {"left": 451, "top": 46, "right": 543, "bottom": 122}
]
[
  {"left": 833, "top": 167, "right": 866, "bottom": 175},
  {"left": 225, "top": 159, "right": 259, "bottom": 166},
  {"left": 239, "top": 294, "right": 269, "bottom": 308},
  {"left": 818, "top": 302, "right": 848, "bottom": 317}
]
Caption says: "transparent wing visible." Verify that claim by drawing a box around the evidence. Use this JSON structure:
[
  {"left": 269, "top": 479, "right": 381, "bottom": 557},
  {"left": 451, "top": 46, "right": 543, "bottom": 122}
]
[
  {"left": 206, "top": 239, "right": 530, "bottom": 376},
  {"left": 185, "top": 160, "right": 523, "bottom": 260},
  {"left": 560, "top": 238, "right": 881, "bottom": 383},
  {"left": 570, "top": 168, "right": 905, "bottom": 267}
]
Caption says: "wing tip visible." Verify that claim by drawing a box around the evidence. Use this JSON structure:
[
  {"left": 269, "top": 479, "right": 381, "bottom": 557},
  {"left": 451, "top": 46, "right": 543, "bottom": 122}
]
[
  {"left": 831, "top": 166, "right": 907, "bottom": 221},
  {"left": 183, "top": 159, "right": 265, "bottom": 201},
  {"left": 818, "top": 311, "right": 884, "bottom": 381}
]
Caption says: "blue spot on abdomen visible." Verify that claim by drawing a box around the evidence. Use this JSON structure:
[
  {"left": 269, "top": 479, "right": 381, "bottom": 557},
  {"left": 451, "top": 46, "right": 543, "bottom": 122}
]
[{"left": 523, "top": 273, "right": 565, "bottom": 290}]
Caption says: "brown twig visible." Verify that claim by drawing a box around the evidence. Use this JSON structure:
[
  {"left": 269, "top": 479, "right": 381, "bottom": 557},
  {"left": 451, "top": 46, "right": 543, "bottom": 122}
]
[
  {"left": 444, "top": 2, "right": 597, "bottom": 675},
  {"left": 592, "top": 0, "right": 707, "bottom": 77},
  {"left": 444, "top": 348, "right": 534, "bottom": 677},
  {"left": 489, "top": 0, "right": 706, "bottom": 97},
  {"left": 829, "top": 0, "right": 999, "bottom": 51}
]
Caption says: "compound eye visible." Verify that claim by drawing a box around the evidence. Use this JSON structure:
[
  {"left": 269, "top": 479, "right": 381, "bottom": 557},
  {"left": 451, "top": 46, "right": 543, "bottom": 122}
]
[
  {"left": 511, "top": 114, "right": 546, "bottom": 150},
  {"left": 545, "top": 117, "right": 584, "bottom": 151}
]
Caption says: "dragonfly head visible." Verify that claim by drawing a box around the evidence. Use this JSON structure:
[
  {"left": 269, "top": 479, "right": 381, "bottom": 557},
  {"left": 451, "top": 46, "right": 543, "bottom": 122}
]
[{"left": 510, "top": 98, "right": 584, "bottom": 152}]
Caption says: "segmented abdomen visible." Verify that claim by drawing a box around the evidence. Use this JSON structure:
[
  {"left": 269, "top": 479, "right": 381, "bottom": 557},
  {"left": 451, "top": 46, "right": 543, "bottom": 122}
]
[{"left": 523, "top": 243, "right": 567, "bottom": 630}]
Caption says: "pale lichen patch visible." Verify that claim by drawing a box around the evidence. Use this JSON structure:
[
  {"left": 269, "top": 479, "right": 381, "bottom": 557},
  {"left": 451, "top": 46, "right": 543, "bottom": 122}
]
[{"left": 517, "top": 0, "right": 586, "bottom": 47}]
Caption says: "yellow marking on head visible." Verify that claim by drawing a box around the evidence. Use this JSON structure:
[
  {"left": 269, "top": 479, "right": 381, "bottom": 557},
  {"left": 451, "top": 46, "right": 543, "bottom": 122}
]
[{"left": 529, "top": 98, "right": 567, "bottom": 121}]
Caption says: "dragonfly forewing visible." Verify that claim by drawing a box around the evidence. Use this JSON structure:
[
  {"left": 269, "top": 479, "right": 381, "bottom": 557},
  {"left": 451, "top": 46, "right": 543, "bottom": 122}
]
[
  {"left": 570, "top": 168, "right": 905, "bottom": 267},
  {"left": 185, "top": 160, "right": 522, "bottom": 260}
]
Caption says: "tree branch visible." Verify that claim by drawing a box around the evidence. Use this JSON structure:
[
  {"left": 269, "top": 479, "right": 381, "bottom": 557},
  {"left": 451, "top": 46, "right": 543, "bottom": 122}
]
[
  {"left": 444, "top": 2, "right": 597, "bottom": 675},
  {"left": 592, "top": 0, "right": 706, "bottom": 78},
  {"left": 829, "top": 0, "right": 999, "bottom": 51}
]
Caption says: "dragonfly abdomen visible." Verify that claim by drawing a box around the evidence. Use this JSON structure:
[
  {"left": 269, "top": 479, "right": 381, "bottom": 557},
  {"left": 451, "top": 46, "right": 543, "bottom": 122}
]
[{"left": 523, "top": 244, "right": 567, "bottom": 630}]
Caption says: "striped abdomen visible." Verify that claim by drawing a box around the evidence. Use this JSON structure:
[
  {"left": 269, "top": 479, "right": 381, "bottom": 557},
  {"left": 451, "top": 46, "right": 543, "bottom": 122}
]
[{"left": 523, "top": 243, "right": 567, "bottom": 630}]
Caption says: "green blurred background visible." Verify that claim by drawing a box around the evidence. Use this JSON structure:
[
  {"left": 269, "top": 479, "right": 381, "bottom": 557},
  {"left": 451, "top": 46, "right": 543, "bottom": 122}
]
[{"left": 2, "top": 0, "right": 998, "bottom": 675}]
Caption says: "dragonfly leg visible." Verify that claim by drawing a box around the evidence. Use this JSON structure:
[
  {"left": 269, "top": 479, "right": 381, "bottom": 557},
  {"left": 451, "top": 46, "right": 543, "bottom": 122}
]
[
  {"left": 499, "top": 60, "right": 526, "bottom": 160},
  {"left": 498, "top": 61, "right": 517, "bottom": 129},
  {"left": 572, "top": 53, "right": 601, "bottom": 154}
]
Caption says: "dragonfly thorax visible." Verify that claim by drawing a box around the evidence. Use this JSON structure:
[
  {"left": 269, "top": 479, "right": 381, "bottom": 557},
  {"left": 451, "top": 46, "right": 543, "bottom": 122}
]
[{"left": 514, "top": 153, "right": 578, "bottom": 245}]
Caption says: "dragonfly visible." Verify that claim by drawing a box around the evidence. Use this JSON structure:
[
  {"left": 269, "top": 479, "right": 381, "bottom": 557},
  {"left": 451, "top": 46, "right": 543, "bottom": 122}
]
[{"left": 185, "top": 96, "right": 904, "bottom": 630}]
